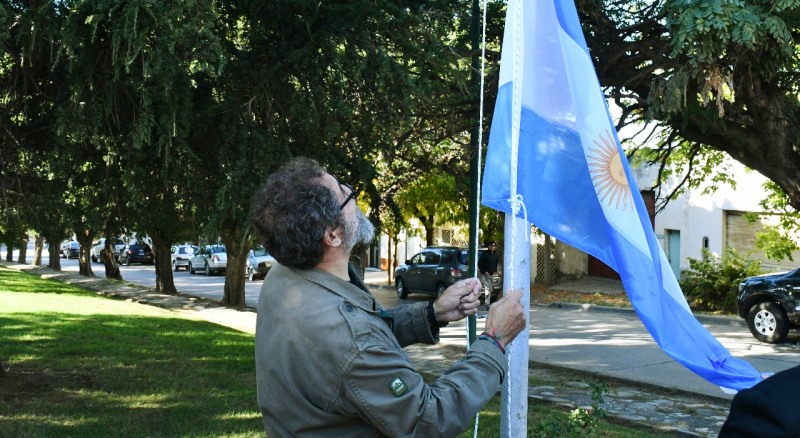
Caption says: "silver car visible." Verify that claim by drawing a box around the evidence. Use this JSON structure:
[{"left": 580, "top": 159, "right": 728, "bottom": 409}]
[
  {"left": 246, "top": 248, "right": 276, "bottom": 281},
  {"left": 91, "top": 238, "right": 126, "bottom": 263},
  {"left": 189, "top": 244, "right": 227, "bottom": 275},
  {"left": 171, "top": 244, "right": 199, "bottom": 271}
]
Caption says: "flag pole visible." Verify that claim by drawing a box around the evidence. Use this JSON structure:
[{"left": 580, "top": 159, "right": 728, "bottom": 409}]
[{"left": 499, "top": 0, "right": 531, "bottom": 435}]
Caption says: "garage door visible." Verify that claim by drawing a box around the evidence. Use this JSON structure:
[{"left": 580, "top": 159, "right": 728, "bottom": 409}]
[{"left": 725, "top": 211, "right": 799, "bottom": 272}]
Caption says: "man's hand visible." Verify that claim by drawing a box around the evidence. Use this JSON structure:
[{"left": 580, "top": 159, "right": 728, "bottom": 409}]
[
  {"left": 484, "top": 289, "right": 526, "bottom": 348},
  {"left": 432, "top": 278, "right": 482, "bottom": 323}
]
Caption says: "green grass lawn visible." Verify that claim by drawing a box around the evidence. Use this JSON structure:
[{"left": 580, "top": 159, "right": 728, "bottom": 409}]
[
  {"left": 0, "top": 266, "right": 671, "bottom": 437},
  {"left": 0, "top": 267, "right": 261, "bottom": 437}
]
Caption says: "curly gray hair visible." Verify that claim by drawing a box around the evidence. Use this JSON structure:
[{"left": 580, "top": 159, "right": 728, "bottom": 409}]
[{"left": 250, "top": 158, "right": 345, "bottom": 269}]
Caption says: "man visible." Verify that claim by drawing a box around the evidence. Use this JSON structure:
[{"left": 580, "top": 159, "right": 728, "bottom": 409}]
[
  {"left": 250, "top": 157, "right": 526, "bottom": 437},
  {"left": 478, "top": 240, "right": 500, "bottom": 302},
  {"left": 719, "top": 366, "right": 800, "bottom": 437}
]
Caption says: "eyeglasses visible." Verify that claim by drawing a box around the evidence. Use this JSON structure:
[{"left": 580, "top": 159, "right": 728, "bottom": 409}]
[{"left": 339, "top": 183, "right": 357, "bottom": 210}]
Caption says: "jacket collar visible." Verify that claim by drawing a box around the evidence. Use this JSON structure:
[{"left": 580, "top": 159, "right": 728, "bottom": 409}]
[{"left": 291, "top": 264, "right": 378, "bottom": 312}]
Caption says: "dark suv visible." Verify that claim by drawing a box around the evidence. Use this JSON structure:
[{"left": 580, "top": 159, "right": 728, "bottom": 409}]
[
  {"left": 118, "top": 242, "right": 155, "bottom": 266},
  {"left": 394, "top": 246, "right": 501, "bottom": 299},
  {"left": 736, "top": 269, "right": 800, "bottom": 343}
]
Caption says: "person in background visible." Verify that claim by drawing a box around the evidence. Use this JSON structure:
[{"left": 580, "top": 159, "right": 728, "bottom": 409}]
[
  {"left": 719, "top": 365, "right": 800, "bottom": 437},
  {"left": 250, "top": 157, "right": 527, "bottom": 437},
  {"left": 478, "top": 240, "right": 500, "bottom": 303}
]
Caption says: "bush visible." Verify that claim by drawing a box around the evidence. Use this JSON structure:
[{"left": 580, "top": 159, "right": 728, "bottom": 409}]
[{"left": 679, "top": 248, "right": 762, "bottom": 313}]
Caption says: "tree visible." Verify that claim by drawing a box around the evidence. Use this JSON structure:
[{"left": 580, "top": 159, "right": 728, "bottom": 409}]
[
  {"left": 396, "top": 169, "right": 468, "bottom": 246},
  {"left": 577, "top": 0, "right": 800, "bottom": 215},
  {"left": 0, "top": 0, "right": 71, "bottom": 269},
  {"left": 57, "top": 0, "right": 224, "bottom": 290}
]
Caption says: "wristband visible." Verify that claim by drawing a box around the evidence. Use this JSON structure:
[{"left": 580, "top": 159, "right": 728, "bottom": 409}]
[
  {"left": 479, "top": 331, "right": 505, "bottom": 354},
  {"left": 426, "top": 301, "right": 449, "bottom": 328}
]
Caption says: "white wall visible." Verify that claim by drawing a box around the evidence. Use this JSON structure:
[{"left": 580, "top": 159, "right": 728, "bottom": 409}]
[{"left": 644, "top": 161, "right": 769, "bottom": 272}]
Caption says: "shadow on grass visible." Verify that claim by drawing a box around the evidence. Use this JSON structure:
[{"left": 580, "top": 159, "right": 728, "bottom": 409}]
[{"left": 0, "top": 312, "right": 261, "bottom": 437}]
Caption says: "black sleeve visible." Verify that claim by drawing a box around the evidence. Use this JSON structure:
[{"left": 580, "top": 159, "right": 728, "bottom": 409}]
[{"left": 719, "top": 386, "right": 789, "bottom": 437}]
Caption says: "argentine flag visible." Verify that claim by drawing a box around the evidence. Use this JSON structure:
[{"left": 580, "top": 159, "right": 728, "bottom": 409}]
[{"left": 482, "top": 0, "right": 762, "bottom": 391}]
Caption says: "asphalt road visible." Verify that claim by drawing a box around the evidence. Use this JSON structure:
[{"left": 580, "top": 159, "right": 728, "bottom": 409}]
[{"left": 13, "top": 250, "right": 800, "bottom": 399}]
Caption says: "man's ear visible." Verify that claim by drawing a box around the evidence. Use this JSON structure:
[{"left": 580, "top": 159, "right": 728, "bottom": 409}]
[{"left": 323, "top": 227, "right": 343, "bottom": 248}]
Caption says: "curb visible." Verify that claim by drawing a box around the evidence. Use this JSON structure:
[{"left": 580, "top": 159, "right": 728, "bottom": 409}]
[
  {"left": 530, "top": 359, "right": 732, "bottom": 404},
  {"left": 541, "top": 301, "right": 747, "bottom": 328}
]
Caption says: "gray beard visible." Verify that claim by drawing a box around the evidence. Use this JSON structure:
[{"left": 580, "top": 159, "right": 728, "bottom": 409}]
[{"left": 344, "top": 209, "right": 375, "bottom": 253}]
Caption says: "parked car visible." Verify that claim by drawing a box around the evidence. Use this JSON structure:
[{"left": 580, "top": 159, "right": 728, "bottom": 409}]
[
  {"left": 246, "top": 247, "right": 276, "bottom": 281},
  {"left": 736, "top": 269, "right": 800, "bottom": 343},
  {"left": 394, "top": 246, "right": 501, "bottom": 299},
  {"left": 189, "top": 244, "right": 227, "bottom": 275},
  {"left": 118, "top": 242, "right": 155, "bottom": 266},
  {"left": 171, "top": 244, "right": 199, "bottom": 271},
  {"left": 91, "top": 238, "right": 126, "bottom": 263},
  {"left": 60, "top": 240, "right": 80, "bottom": 259}
]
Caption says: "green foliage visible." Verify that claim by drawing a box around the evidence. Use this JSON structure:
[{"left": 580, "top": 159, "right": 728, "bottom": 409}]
[
  {"left": 754, "top": 227, "right": 797, "bottom": 262},
  {"left": 751, "top": 181, "right": 800, "bottom": 260},
  {"left": 396, "top": 169, "right": 466, "bottom": 226},
  {"left": 679, "top": 248, "right": 762, "bottom": 313},
  {"left": 583, "top": 1, "right": 800, "bottom": 220},
  {"left": 531, "top": 382, "right": 609, "bottom": 438}
]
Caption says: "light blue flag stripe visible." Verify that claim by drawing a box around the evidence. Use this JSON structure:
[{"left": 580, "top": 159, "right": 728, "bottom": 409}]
[{"left": 482, "top": 0, "right": 763, "bottom": 390}]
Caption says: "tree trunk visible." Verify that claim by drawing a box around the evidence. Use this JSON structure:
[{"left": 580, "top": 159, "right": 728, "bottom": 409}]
[
  {"left": 424, "top": 225, "right": 434, "bottom": 247},
  {"left": 16, "top": 235, "right": 28, "bottom": 264},
  {"left": 387, "top": 235, "right": 393, "bottom": 285},
  {"left": 4, "top": 242, "right": 12, "bottom": 262},
  {"left": 32, "top": 235, "right": 44, "bottom": 267},
  {"left": 392, "top": 234, "right": 399, "bottom": 282},
  {"left": 151, "top": 233, "right": 176, "bottom": 294},
  {"left": 101, "top": 245, "right": 122, "bottom": 280},
  {"left": 221, "top": 230, "right": 247, "bottom": 308},
  {"left": 45, "top": 232, "right": 62, "bottom": 271},
  {"left": 74, "top": 229, "right": 94, "bottom": 277},
  {"left": 543, "top": 234, "right": 554, "bottom": 285},
  {"left": 420, "top": 212, "right": 435, "bottom": 247}
]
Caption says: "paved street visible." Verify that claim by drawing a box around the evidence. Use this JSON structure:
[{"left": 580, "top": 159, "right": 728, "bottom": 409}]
[{"left": 8, "top": 249, "right": 800, "bottom": 401}]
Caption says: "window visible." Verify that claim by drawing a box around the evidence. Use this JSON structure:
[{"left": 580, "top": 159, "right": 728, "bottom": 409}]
[
  {"left": 441, "top": 229, "right": 452, "bottom": 244},
  {"left": 426, "top": 252, "right": 441, "bottom": 265},
  {"left": 441, "top": 251, "right": 454, "bottom": 264}
]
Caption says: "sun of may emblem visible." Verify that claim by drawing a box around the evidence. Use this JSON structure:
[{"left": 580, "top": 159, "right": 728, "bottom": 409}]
[{"left": 587, "top": 130, "right": 633, "bottom": 211}]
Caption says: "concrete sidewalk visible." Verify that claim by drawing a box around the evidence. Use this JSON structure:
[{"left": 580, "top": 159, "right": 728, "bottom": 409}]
[{"left": 2, "top": 261, "right": 732, "bottom": 436}]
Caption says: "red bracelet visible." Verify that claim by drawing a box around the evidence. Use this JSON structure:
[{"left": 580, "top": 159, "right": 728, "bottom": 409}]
[{"left": 479, "top": 331, "right": 505, "bottom": 354}]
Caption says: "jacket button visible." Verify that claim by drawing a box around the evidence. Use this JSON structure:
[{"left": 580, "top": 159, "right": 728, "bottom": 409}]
[{"left": 345, "top": 304, "right": 353, "bottom": 312}]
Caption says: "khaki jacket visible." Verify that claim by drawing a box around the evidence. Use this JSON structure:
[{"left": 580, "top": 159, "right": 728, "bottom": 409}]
[{"left": 255, "top": 264, "right": 507, "bottom": 437}]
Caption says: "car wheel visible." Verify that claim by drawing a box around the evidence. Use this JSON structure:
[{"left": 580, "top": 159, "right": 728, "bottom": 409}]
[
  {"left": 125, "top": 256, "right": 131, "bottom": 267},
  {"left": 395, "top": 278, "right": 408, "bottom": 299},
  {"left": 91, "top": 255, "right": 97, "bottom": 263},
  {"left": 247, "top": 267, "right": 255, "bottom": 282},
  {"left": 205, "top": 263, "right": 211, "bottom": 276},
  {"left": 436, "top": 283, "right": 447, "bottom": 297},
  {"left": 189, "top": 262, "right": 195, "bottom": 274},
  {"left": 747, "top": 301, "right": 789, "bottom": 343}
]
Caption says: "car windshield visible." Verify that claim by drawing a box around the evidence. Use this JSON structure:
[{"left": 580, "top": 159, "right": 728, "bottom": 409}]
[
  {"left": 209, "top": 245, "right": 225, "bottom": 253},
  {"left": 252, "top": 248, "right": 269, "bottom": 257}
]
